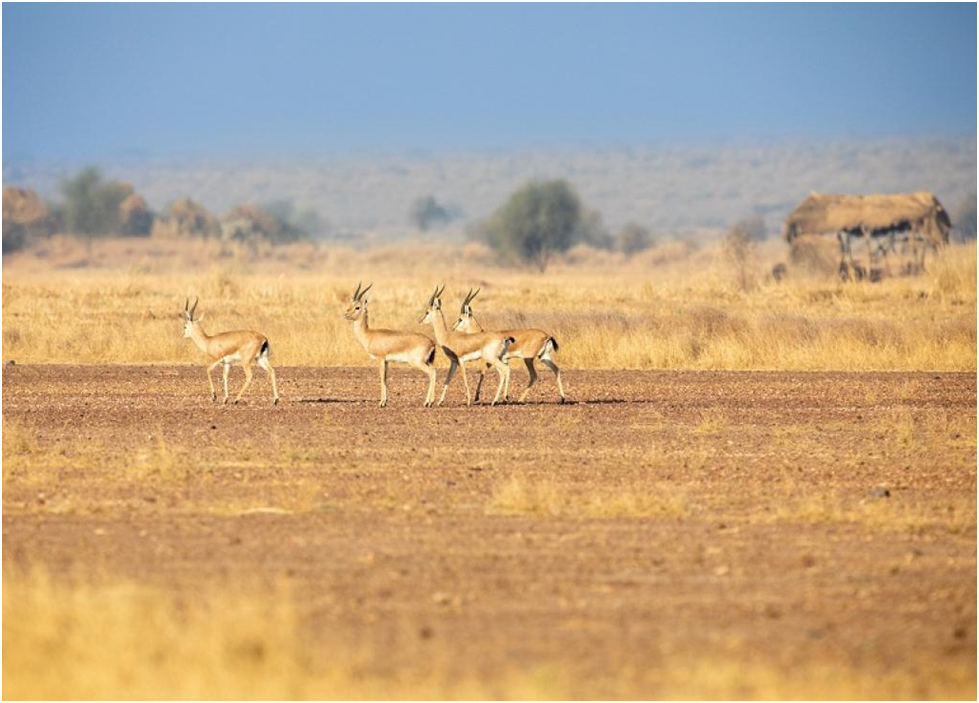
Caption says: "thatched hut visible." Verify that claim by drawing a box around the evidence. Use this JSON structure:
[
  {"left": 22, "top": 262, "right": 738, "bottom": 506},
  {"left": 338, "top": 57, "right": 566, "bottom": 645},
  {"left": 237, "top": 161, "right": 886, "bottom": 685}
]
[{"left": 783, "top": 191, "right": 951, "bottom": 279}]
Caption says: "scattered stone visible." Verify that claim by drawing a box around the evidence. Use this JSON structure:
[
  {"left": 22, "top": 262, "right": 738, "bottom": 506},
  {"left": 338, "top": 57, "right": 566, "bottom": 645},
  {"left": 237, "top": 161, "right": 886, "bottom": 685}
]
[
  {"left": 870, "top": 487, "right": 891, "bottom": 499},
  {"left": 6, "top": 359, "right": 15, "bottom": 366}
]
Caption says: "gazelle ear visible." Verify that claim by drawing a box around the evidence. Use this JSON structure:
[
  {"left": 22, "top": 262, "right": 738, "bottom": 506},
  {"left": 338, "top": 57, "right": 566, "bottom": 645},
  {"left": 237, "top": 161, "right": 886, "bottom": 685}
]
[
  {"left": 362, "top": 296, "right": 369, "bottom": 306},
  {"left": 197, "top": 313, "right": 205, "bottom": 322}
]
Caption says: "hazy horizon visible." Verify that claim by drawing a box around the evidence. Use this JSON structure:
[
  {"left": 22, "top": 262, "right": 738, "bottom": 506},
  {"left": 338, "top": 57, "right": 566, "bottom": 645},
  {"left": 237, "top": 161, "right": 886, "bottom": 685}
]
[{"left": 5, "top": 136, "right": 975, "bottom": 241}]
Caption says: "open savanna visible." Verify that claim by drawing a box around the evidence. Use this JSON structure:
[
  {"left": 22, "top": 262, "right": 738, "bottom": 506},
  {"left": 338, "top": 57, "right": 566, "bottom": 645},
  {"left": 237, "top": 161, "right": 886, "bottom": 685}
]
[
  {"left": 2, "top": 236, "right": 977, "bottom": 699},
  {"left": 1, "top": 236, "right": 976, "bottom": 371}
]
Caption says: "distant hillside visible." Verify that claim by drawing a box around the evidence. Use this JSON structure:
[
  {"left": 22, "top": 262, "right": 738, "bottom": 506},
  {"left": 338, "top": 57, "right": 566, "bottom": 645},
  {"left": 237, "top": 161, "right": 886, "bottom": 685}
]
[{"left": 3, "top": 137, "right": 975, "bottom": 242}]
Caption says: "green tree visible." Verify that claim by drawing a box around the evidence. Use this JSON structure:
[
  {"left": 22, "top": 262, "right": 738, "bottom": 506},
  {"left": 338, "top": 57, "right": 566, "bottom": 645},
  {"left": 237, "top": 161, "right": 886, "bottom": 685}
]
[
  {"left": 59, "top": 167, "right": 133, "bottom": 237},
  {"left": 409, "top": 195, "right": 452, "bottom": 231},
  {"left": 484, "top": 180, "right": 589, "bottom": 271},
  {"left": 264, "top": 200, "right": 327, "bottom": 239},
  {"left": 617, "top": 223, "right": 654, "bottom": 255}
]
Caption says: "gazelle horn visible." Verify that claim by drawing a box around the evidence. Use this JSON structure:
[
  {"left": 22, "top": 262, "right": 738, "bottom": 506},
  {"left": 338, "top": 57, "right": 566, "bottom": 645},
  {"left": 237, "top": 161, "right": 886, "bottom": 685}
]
[
  {"left": 353, "top": 281, "right": 362, "bottom": 301},
  {"left": 360, "top": 283, "right": 373, "bottom": 299},
  {"left": 190, "top": 297, "right": 199, "bottom": 319}
]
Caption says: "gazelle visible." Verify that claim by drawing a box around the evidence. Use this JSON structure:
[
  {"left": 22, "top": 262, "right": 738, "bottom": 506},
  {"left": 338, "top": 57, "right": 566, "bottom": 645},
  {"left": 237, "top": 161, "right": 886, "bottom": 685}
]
[
  {"left": 182, "top": 297, "right": 279, "bottom": 405},
  {"left": 420, "top": 285, "right": 513, "bottom": 406},
  {"left": 344, "top": 282, "right": 438, "bottom": 407},
  {"left": 452, "top": 288, "right": 566, "bottom": 404}
]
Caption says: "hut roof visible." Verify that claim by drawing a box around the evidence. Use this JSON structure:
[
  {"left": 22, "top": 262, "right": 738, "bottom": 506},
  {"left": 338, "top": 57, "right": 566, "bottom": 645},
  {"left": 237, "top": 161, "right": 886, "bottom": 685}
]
[{"left": 784, "top": 191, "right": 951, "bottom": 243}]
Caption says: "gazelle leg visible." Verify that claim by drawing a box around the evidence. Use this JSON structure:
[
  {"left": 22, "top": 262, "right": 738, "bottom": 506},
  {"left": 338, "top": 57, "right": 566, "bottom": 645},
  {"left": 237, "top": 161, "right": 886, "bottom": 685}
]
[
  {"left": 206, "top": 361, "right": 221, "bottom": 402},
  {"left": 503, "top": 360, "right": 512, "bottom": 400},
  {"left": 490, "top": 358, "right": 508, "bottom": 405},
  {"left": 234, "top": 363, "right": 254, "bottom": 404},
  {"left": 257, "top": 356, "right": 279, "bottom": 405},
  {"left": 379, "top": 359, "right": 389, "bottom": 407},
  {"left": 222, "top": 361, "right": 231, "bottom": 404},
  {"left": 541, "top": 358, "right": 566, "bottom": 403},
  {"left": 517, "top": 358, "right": 538, "bottom": 403},
  {"left": 407, "top": 358, "right": 436, "bottom": 407},
  {"left": 439, "top": 358, "right": 459, "bottom": 406},
  {"left": 459, "top": 361, "right": 471, "bottom": 406},
  {"left": 473, "top": 366, "right": 488, "bottom": 403},
  {"left": 422, "top": 363, "right": 437, "bottom": 407}
]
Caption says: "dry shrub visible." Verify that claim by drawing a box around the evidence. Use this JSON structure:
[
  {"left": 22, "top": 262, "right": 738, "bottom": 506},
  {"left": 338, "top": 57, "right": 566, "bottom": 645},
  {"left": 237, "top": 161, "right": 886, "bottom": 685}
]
[{"left": 632, "top": 239, "right": 696, "bottom": 266}]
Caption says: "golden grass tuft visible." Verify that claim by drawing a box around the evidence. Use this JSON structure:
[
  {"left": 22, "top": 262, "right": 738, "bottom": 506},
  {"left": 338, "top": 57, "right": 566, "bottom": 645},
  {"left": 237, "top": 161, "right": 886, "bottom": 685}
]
[
  {"left": 772, "top": 491, "right": 978, "bottom": 534},
  {"left": 694, "top": 408, "right": 730, "bottom": 435},
  {"left": 486, "top": 475, "right": 690, "bottom": 519},
  {"left": 2, "top": 418, "right": 41, "bottom": 484},
  {"left": 2, "top": 569, "right": 324, "bottom": 701}
]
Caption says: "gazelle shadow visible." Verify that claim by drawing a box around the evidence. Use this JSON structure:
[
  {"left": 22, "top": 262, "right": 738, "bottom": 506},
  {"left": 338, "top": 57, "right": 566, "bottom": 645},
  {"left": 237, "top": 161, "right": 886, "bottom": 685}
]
[{"left": 298, "top": 397, "right": 362, "bottom": 404}]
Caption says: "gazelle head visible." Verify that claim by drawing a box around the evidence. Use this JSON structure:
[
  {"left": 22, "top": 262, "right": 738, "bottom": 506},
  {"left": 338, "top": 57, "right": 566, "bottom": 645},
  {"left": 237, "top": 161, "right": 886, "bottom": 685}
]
[
  {"left": 182, "top": 297, "right": 204, "bottom": 337},
  {"left": 419, "top": 284, "right": 446, "bottom": 324},
  {"left": 344, "top": 281, "right": 373, "bottom": 321},
  {"left": 452, "top": 287, "right": 480, "bottom": 332}
]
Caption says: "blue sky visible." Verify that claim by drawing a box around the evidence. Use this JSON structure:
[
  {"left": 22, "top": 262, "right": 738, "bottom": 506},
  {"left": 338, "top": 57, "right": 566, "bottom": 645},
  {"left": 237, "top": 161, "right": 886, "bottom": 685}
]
[{"left": 3, "top": 3, "right": 976, "bottom": 160}]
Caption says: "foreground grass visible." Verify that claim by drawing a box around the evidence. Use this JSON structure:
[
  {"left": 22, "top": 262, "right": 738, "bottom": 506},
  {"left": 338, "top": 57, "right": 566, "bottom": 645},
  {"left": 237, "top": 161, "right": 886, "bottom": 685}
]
[
  {"left": 4, "top": 570, "right": 973, "bottom": 700},
  {"left": 2, "top": 238, "right": 975, "bottom": 371}
]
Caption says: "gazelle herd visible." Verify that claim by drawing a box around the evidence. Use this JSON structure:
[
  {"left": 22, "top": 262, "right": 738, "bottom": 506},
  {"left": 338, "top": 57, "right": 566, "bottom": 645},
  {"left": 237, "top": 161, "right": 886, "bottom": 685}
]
[{"left": 182, "top": 283, "right": 564, "bottom": 407}]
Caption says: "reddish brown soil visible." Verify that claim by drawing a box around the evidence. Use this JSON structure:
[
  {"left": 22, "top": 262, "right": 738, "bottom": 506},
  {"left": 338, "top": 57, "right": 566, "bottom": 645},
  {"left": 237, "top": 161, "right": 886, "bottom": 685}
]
[{"left": 3, "top": 365, "right": 976, "bottom": 697}]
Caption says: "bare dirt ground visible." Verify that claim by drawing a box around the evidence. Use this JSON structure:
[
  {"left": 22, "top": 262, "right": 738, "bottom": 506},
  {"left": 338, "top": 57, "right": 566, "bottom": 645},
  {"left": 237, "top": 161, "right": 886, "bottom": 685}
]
[{"left": 3, "top": 365, "right": 977, "bottom": 698}]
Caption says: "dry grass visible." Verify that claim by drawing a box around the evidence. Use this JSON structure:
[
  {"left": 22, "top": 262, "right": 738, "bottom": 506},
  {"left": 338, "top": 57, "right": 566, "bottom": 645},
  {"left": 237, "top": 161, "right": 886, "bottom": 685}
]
[
  {"left": 2, "top": 418, "right": 41, "bottom": 484},
  {"left": 0, "top": 430, "right": 340, "bottom": 518},
  {"left": 2, "top": 237, "right": 975, "bottom": 371},
  {"left": 694, "top": 408, "right": 730, "bottom": 435},
  {"left": 486, "top": 475, "right": 690, "bottom": 519},
  {"left": 771, "top": 490, "right": 977, "bottom": 533},
  {"left": 5, "top": 568, "right": 972, "bottom": 700}
]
